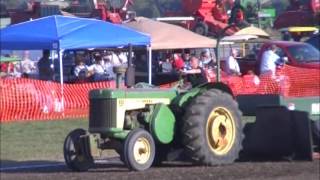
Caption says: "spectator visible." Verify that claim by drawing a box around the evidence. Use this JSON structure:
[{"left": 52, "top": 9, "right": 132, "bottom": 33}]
[
  {"left": 74, "top": 56, "right": 90, "bottom": 81},
  {"left": 282, "top": 31, "right": 292, "bottom": 41},
  {"left": 245, "top": 2, "right": 257, "bottom": 23},
  {"left": 229, "top": 0, "right": 249, "bottom": 28},
  {"left": 182, "top": 50, "right": 191, "bottom": 62},
  {"left": 38, "top": 50, "right": 53, "bottom": 80},
  {"left": 225, "top": 49, "right": 241, "bottom": 76},
  {"left": 200, "top": 49, "right": 215, "bottom": 69},
  {"left": 115, "top": 51, "right": 128, "bottom": 65},
  {"left": 107, "top": 51, "right": 127, "bottom": 66},
  {"left": 103, "top": 55, "right": 115, "bottom": 79},
  {"left": 260, "top": 45, "right": 280, "bottom": 76},
  {"left": 172, "top": 53, "right": 185, "bottom": 70},
  {"left": 21, "top": 50, "right": 36, "bottom": 77},
  {"left": 88, "top": 54, "right": 111, "bottom": 81},
  {"left": 181, "top": 56, "right": 208, "bottom": 87},
  {"left": 160, "top": 57, "right": 173, "bottom": 73},
  {"left": 19, "top": 0, "right": 33, "bottom": 11}
]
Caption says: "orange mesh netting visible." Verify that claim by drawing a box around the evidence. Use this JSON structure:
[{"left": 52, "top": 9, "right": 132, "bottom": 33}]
[
  {"left": 0, "top": 78, "right": 116, "bottom": 122},
  {"left": 0, "top": 65, "right": 319, "bottom": 122},
  {"left": 206, "top": 65, "right": 320, "bottom": 96}
]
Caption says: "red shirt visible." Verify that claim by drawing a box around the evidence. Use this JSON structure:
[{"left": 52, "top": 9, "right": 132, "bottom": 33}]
[{"left": 173, "top": 57, "right": 185, "bottom": 70}]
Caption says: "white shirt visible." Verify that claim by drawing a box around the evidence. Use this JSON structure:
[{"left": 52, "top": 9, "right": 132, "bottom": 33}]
[
  {"left": 117, "top": 53, "right": 128, "bottom": 64},
  {"left": 74, "top": 64, "right": 88, "bottom": 77},
  {"left": 88, "top": 63, "right": 105, "bottom": 74},
  {"left": 110, "top": 53, "right": 122, "bottom": 66},
  {"left": 21, "top": 58, "right": 35, "bottom": 74},
  {"left": 260, "top": 50, "right": 280, "bottom": 76},
  {"left": 225, "top": 55, "right": 240, "bottom": 75},
  {"left": 103, "top": 62, "right": 115, "bottom": 78}
]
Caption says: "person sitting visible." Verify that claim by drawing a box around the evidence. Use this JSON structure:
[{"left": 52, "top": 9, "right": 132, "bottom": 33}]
[
  {"left": 225, "top": 49, "right": 241, "bottom": 76},
  {"left": 200, "top": 49, "right": 216, "bottom": 69},
  {"left": 181, "top": 56, "right": 208, "bottom": 87},
  {"left": 88, "top": 54, "right": 110, "bottom": 81},
  {"left": 172, "top": 53, "right": 185, "bottom": 71},
  {"left": 260, "top": 45, "right": 281, "bottom": 77},
  {"left": 74, "top": 56, "right": 90, "bottom": 81},
  {"left": 182, "top": 50, "right": 191, "bottom": 70},
  {"left": 229, "top": 0, "right": 249, "bottom": 28},
  {"left": 212, "top": 0, "right": 228, "bottom": 23},
  {"left": 160, "top": 57, "right": 173, "bottom": 73}
]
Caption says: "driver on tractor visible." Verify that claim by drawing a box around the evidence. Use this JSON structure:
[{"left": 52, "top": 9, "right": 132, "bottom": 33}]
[{"left": 180, "top": 56, "right": 208, "bottom": 88}]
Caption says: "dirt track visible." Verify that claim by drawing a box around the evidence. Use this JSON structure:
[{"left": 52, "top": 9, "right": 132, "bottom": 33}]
[{"left": 1, "top": 158, "right": 319, "bottom": 180}]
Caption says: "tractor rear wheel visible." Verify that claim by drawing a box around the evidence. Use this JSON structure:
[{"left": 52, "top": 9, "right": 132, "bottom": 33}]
[
  {"left": 182, "top": 89, "right": 243, "bottom": 165},
  {"left": 124, "top": 128, "right": 155, "bottom": 171},
  {"left": 63, "top": 128, "right": 93, "bottom": 171}
]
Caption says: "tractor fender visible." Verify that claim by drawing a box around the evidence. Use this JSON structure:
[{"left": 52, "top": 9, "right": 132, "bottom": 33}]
[
  {"left": 171, "top": 82, "right": 234, "bottom": 109},
  {"left": 199, "top": 82, "right": 234, "bottom": 98},
  {"left": 149, "top": 103, "right": 176, "bottom": 144}
]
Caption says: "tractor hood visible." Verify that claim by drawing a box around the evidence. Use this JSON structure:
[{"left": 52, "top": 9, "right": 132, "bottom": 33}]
[{"left": 89, "top": 88, "right": 178, "bottom": 100}]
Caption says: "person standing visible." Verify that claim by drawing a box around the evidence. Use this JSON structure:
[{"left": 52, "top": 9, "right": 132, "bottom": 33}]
[
  {"left": 260, "top": 45, "right": 280, "bottom": 76},
  {"left": 21, "top": 50, "right": 36, "bottom": 77},
  {"left": 38, "top": 50, "right": 53, "bottom": 80}
]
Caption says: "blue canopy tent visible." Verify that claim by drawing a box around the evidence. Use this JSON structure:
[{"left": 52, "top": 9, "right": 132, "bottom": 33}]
[
  {"left": 0, "top": 15, "right": 150, "bottom": 50},
  {"left": 0, "top": 15, "right": 151, "bottom": 83},
  {"left": 0, "top": 15, "right": 151, "bottom": 112}
]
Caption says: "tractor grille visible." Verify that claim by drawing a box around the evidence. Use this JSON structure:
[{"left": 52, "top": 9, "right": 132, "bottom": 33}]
[{"left": 89, "top": 98, "right": 117, "bottom": 133}]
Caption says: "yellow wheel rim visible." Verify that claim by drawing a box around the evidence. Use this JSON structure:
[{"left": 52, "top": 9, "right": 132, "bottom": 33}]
[
  {"left": 133, "top": 137, "right": 151, "bottom": 164},
  {"left": 206, "top": 107, "right": 236, "bottom": 155}
]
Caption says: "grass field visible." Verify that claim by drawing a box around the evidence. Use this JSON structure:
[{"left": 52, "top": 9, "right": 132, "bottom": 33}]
[{"left": 0, "top": 119, "right": 87, "bottom": 163}]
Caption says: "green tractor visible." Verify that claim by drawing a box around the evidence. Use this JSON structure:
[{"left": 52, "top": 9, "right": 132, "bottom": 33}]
[{"left": 63, "top": 68, "right": 244, "bottom": 171}]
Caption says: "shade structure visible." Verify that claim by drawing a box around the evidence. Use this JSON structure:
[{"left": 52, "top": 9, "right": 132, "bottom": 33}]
[
  {"left": 123, "top": 17, "right": 216, "bottom": 50},
  {"left": 0, "top": 15, "right": 150, "bottom": 50},
  {"left": 234, "top": 26, "right": 270, "bottom": 38}
]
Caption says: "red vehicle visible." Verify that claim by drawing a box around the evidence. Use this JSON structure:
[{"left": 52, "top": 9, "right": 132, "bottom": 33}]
[
  {"left": 228, "top": 41, "right": 320, "bottom": 75},
  {"left": 6, "top": 0, "right": 133, "bottom": 25},
  {"left": 63, "top": 0, "right": 134, "bottom": 23},
  {"left": 273, "top": 0, "right": 320, "bottom": 29},
  {"left": 154, "top": 0, "right": 238, "bottom": 36}
]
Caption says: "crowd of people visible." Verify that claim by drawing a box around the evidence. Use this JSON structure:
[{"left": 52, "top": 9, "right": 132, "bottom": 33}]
[
  {"left": 0, "top": 45, "right": 286, "bottom": 88},
  {"left": 0, "top": 50, "right": 37, "bottom": 78},
  {"left": 0, "top": 50, "right": 129, "bottom": 82},
  {"left": 67, "top": 50, "right": 128, "bottom": 82},
  {"left": 156, "top": 49, "right": 216, "bottom": 73}
]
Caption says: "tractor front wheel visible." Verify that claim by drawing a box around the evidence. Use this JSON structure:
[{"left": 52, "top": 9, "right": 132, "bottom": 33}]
[
  {"left": 182, "top": 89, "right": 243, "bottom": 165},
  {"left": 124, "top": 128, "right": 155, "bottom": 171},
  {"left": 63, "top": 128, "right": 93, "bottom": 172}
]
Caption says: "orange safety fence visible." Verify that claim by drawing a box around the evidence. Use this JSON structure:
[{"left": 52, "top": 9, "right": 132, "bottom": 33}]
[
  {"left": 0, "top": 78, "right": 116, "bottom": 122},
  {"left": 206, "top": 65, "right": 320, "bottom": 97},
  {"left": 0, "top": 65, "right": 319, "bottom": 122}
]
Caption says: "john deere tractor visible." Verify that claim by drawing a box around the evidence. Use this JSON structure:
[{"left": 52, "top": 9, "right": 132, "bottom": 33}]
[{"left": 63, "top": 68, "right": 244, "bottom": 171}]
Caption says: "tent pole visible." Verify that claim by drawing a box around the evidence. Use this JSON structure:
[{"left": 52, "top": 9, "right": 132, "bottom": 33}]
[
  {"left": 58, "top": 49, "right": 64, "bottom": 115},
  {"left": 148, "top": 46, "right": 152, "bottom": 85}
]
